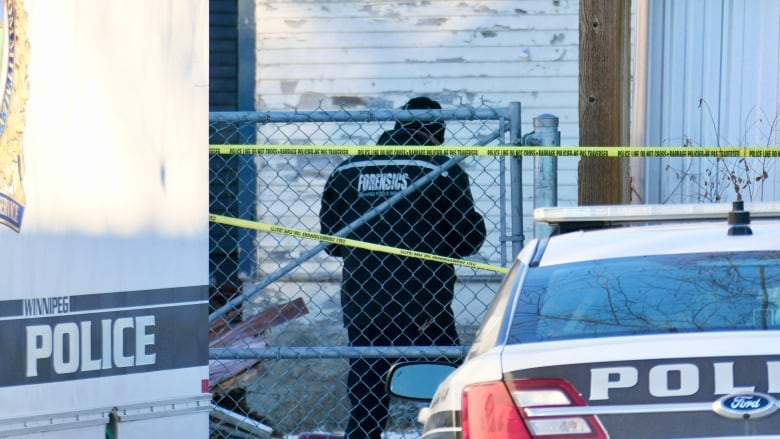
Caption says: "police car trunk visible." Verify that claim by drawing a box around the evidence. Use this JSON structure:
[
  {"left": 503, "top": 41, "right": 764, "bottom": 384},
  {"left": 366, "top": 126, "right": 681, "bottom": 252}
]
[{"left": 468, "top": 202, "right": 780, "bottom": 439}]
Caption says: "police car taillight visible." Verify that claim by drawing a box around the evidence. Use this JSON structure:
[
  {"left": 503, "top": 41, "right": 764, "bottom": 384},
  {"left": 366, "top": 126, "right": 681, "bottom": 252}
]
[
  {"left": 462, "top": 381, "right": 527, "bottom": 439},
  {"left": 462, "top": 379, "right": 607, "bottom": 439}
]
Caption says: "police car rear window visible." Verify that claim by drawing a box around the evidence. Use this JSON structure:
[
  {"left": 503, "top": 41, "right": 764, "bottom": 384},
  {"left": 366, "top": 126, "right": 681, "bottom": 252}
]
[{"left": 508, "top": 251, "right": 780, "bottom": 343}]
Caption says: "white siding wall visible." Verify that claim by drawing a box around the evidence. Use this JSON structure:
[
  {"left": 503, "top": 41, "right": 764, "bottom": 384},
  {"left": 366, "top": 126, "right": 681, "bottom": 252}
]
[
  {"left": 637, "top": 0, "right": 780, "bottom": 204},
  {"left": 254, "top": 0, "right": 582, "bottom": 233}
]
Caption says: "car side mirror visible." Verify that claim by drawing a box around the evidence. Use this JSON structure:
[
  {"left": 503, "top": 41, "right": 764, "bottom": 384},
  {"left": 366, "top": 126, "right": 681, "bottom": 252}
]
[{"left": 385, "top": 362, "right": 457, "bottom": 401}]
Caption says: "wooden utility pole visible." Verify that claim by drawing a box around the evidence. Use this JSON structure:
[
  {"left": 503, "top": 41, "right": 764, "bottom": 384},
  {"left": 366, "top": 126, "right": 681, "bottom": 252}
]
[{"left": 578, "top": 0, "right": 631, "bottom": 205}]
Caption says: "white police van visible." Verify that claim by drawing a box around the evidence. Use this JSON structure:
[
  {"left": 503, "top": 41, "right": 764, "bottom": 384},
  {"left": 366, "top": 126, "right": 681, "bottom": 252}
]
[
  {"left": 388, "top": 201, "right": 780, "bottom": 439},
  {"left": 0, "top": 2, "right": 210, "bottom": 437}
]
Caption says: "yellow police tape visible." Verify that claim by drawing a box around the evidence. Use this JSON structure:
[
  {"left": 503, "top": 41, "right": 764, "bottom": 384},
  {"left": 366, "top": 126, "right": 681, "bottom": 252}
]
[
  {"left": 209, "top": 145, "right": 780, "bottom": 158},
  {"left": 209, "top": 214, "right": 509, "bottom": 274}
]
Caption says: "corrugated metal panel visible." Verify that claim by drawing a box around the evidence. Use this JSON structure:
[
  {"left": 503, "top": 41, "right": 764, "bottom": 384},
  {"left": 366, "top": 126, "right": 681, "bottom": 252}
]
[
  {"left": 255, "top": 0, "right": 581, "bottom": 206},
  {"left": 639, "top": 0, "right": 780, "bottom": 203},
  {"left": 209, "top": 0, "right": 239, "bottom": 299},
  {"left": 210, "top": 0, "right": 238, "bottom": 111},
  {"left": 209, "top": 0, "right": 258, "bottom": 303}
]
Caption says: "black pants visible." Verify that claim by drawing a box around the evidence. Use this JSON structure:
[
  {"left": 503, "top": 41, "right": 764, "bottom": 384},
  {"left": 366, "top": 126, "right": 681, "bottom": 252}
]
[{"left": 344, "top": 320, "right": 459, "bottom": 439}]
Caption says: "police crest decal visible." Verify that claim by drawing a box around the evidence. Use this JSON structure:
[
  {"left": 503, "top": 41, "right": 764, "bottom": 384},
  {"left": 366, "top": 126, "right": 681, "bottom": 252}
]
[{"left": 0, "top": 0, "right": 28, "bottom": 233}]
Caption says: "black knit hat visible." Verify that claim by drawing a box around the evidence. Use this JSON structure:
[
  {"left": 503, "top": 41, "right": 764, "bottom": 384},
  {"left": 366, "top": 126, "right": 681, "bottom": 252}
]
[
  {"left": 396, "top": 96, "right": 446, "bottom": 144},
  {"left": 403, "top": 96, "right": 442, "bottom": 111}
]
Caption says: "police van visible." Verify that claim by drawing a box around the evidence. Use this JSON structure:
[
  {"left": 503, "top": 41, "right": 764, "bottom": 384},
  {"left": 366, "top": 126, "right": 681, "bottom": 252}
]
[
  {"left": 0, "top": 1, "right": 209, "bottom": 437},
  {"left": 388, "top": 201, "right": 780, "bottom": 439}
]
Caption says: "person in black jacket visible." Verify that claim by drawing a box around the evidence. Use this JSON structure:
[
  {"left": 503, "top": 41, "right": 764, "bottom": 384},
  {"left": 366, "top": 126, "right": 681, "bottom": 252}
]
[{"left": 319, "top": 96, "right": 486, "bottom": 439}]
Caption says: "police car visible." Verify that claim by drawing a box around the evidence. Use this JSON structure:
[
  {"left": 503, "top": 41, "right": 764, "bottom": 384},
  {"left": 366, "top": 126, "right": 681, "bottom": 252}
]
[{"left": 387, "top": 201, "right": 780, "bottom": 439}]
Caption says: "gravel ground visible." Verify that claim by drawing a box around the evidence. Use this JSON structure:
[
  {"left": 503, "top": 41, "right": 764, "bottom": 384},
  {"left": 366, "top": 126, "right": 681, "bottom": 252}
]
[
  {"left": 236, "top": 316, "right": 478, "bottom": 437},
  {"left": 219, "top": 278, "right": 489, "bottom": 438},
  {"left": 242, "top": 312, "right": 438, "bottom": 437}
]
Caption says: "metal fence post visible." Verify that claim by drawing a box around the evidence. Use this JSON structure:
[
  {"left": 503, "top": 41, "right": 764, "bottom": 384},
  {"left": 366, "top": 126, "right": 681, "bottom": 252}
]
[
  {"left": 523, "top": 114, "right": 560, "bottom": 238},
  {"left": 508, "top": 102, "right": 524, "bottom": 258},
  {"left": 237, "top": 129, "right": 258, "bottom": 284}
]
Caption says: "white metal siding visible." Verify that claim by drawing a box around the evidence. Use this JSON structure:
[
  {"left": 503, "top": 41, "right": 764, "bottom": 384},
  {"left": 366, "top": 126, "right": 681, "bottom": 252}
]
[{"left": 638, "top": 0, "right": 780, "bottom": 203}]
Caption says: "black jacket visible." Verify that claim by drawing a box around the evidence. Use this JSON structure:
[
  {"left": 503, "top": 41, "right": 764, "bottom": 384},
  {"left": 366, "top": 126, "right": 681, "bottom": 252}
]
[{"left": 319, "top": 126, "right": 486, "bottom": 330}]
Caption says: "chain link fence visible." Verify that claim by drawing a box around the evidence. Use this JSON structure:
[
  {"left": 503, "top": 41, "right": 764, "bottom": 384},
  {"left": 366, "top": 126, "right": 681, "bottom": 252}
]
[{"left": 208, "top": 102, "right": 526, "bottom": 438}]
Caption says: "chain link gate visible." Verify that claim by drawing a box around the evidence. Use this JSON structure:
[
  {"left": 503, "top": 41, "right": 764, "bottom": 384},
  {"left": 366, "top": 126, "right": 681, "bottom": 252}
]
[{"left": 208, "top": 102, "right": 524, "bottom": 438}]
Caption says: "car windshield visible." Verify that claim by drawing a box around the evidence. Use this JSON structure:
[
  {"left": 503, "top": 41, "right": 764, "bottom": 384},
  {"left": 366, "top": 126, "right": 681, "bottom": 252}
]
[{"left": 508, "top": 251, "right": 780, "bottom": 343}]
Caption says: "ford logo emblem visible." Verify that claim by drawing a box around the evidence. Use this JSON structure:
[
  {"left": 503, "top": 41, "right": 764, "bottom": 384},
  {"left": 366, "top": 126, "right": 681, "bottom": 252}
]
[{"left": 713, "top": 393, "right": 778, "bottom": 419}]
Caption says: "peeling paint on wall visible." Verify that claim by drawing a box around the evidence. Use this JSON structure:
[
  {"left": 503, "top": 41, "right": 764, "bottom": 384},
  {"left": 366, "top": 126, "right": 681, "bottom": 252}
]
[
  {"left": 280, "top": 80, "right": 298, "bottom": 94},
  {"left": 254, "top": 0, "right": 581, "bottom": 210},
  {"left": 416, "top": 17, "right": 448, "bottom": 26},
  {"left": 284, "top": 19, "right": 306, "bottom": 29},
  {"left": 550, "top": 33, "right": 566, "bottom": 44}
]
